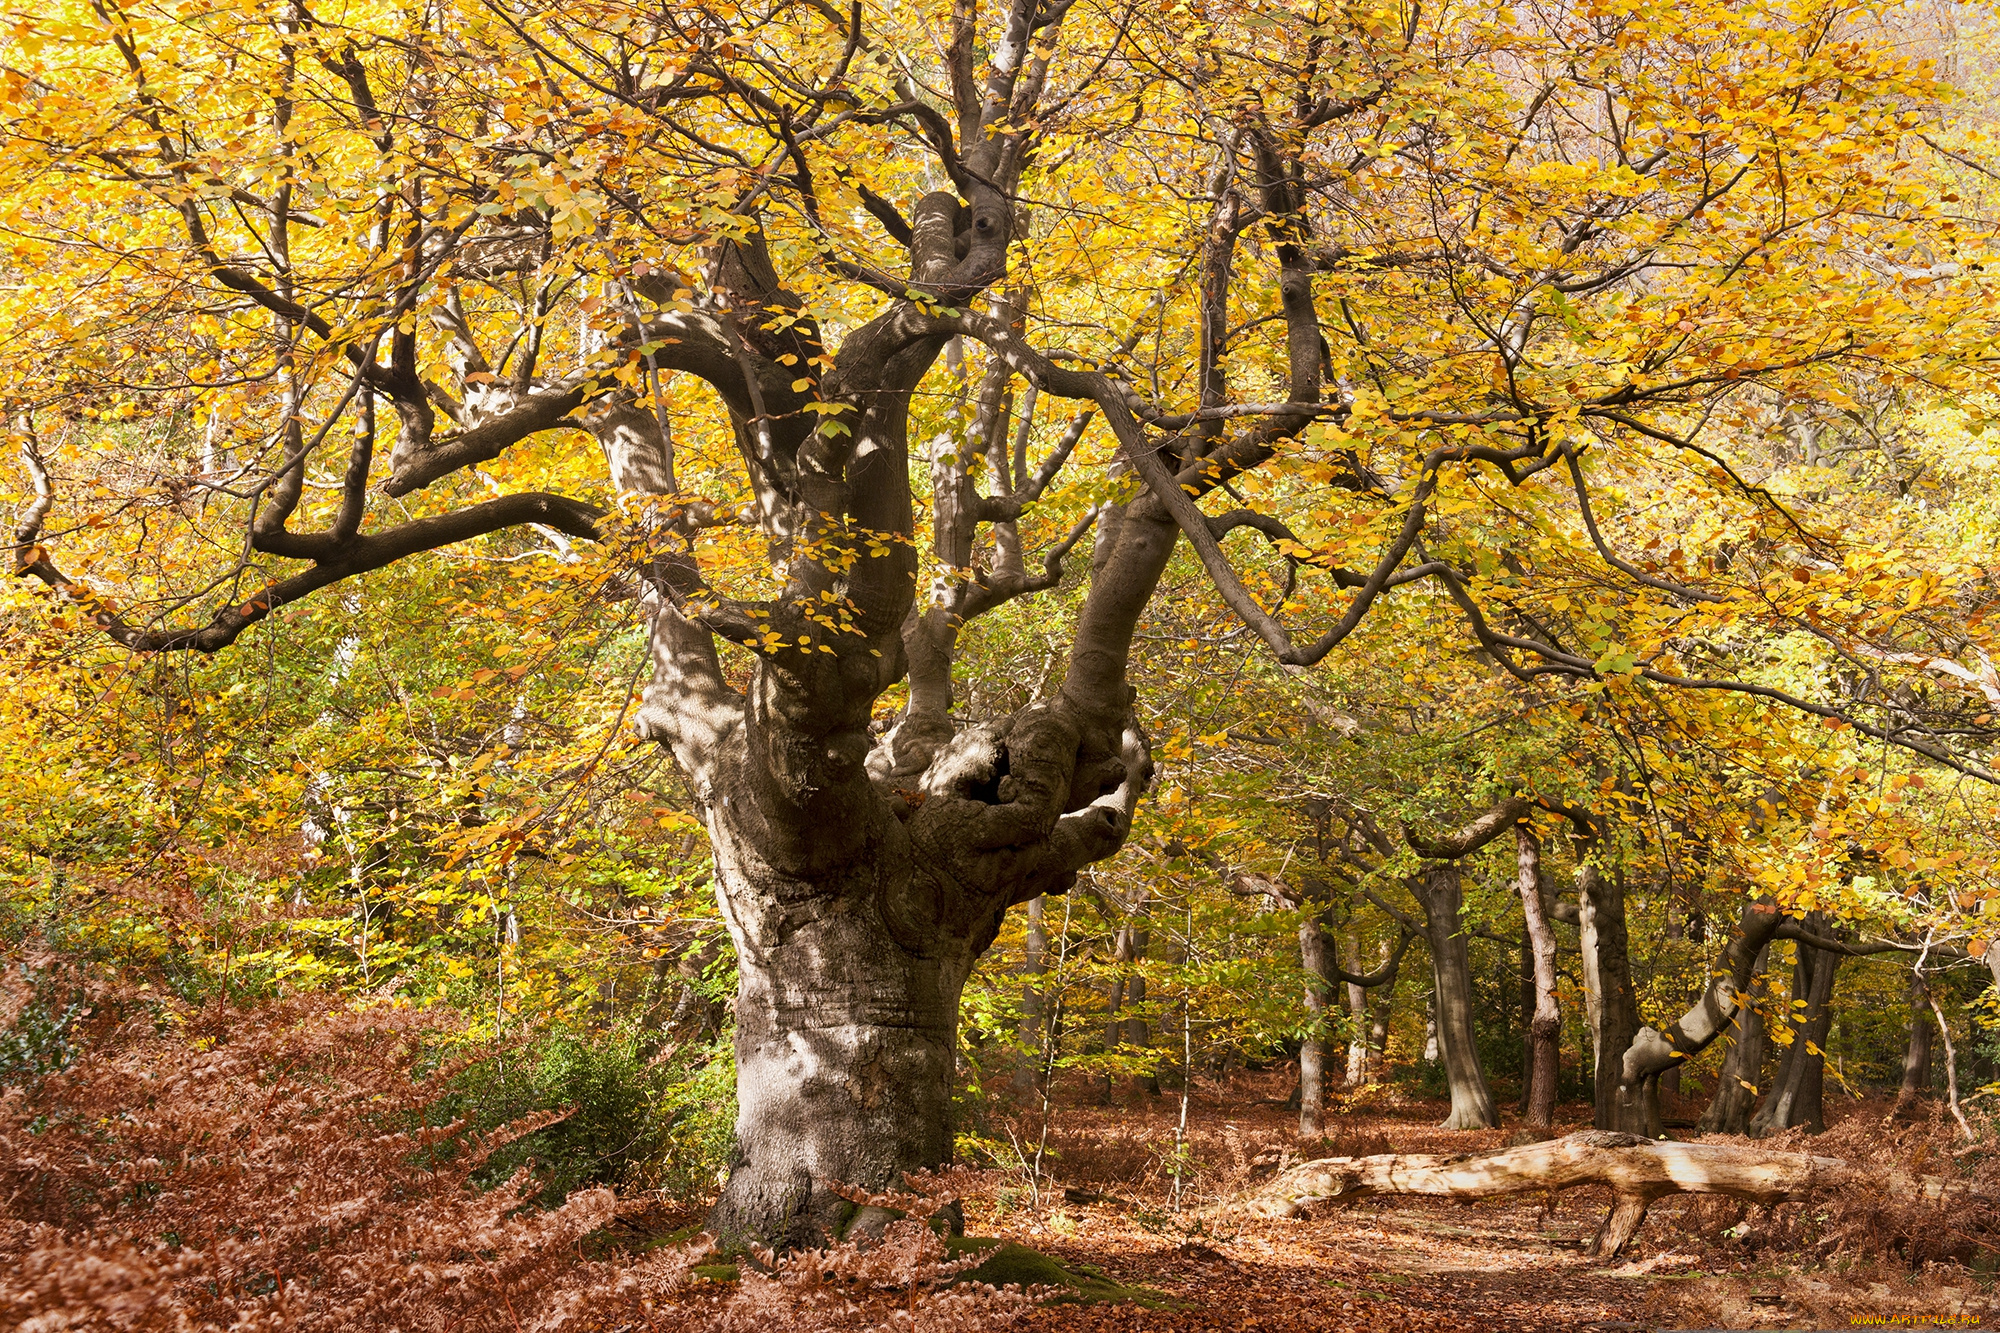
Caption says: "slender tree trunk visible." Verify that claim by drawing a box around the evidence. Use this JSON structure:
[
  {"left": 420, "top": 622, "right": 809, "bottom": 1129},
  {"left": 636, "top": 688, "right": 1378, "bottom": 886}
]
[
  {"left": 1014, "top": 895, "right": 1048, "bottom": 1095},
  {"left": 1752, "top": 934, "right": 1842, "bottom": 1136},
  {"left": 1299, "top": 913, "right": 1336, "bottom": 1137},
  {"left": 1367, "top": 940, "right": 1399, "bottom": 1076},
  {"left": 1344, "top": 929, "right": 1369, "bottom": 1087},
  {"left": 1104, "top": 922, "right": 1135, "bottom": 1045},
  {"left": 1697, "top": 944, "right": 1771, "bottom": 1135},
  {"left": 1517, "top": 828, "right": 1561, "bottom": 1132},
  {"left": 1122, "top": 929, "right": 1151, "bottom": 1051},
  {"left": 1894, "top": 976, "right": 1934, "bottom": 1119},
  {"left": 1753, "top": 948, "right": 1809, "bottom": 1135},
  {"left": 1411, "top": 864, "right": 1498, "bottom": 1130},
  {"left": 1100, "top": 921, "right": 1133, "bottom": 1103},
  {"left": 1577, "top": 866, "right": 1648, "bottom": 1133},
  {"left": 1516, "top": 931, "right": 1534, "bottom": 1113},
  {"left": 1119, "top": 920, "right": 1156, "bottom": 1100}
]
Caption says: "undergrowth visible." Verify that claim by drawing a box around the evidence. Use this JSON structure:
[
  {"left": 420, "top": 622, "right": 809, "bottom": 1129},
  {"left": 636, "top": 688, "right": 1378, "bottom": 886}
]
[{"left": 0, "top": 947, "right": 1055, "bottom": 1330}]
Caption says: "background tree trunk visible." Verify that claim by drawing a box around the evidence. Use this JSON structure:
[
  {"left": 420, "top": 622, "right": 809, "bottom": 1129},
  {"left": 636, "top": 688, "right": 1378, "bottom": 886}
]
[
  {"left": 1344, "top": 929, "right": 1370, "bottom": 1087},
  {"left": 1299, "top": 912, "right": 1336, "bottom": 1137},
  {"left": 1516, "top": 932, "right": 1534, "bottom": 1114},
  {"left": 1100, "top": 919, "right": 1137, "bottom": 1104},
  {"left": 1578, "top": 865, "right": 1646, "bottom": 1132},
  {"left": 1411, "top": 865, "right": 1498, "bottom": 1130},
  {"left": 1014, "top": 895, "right": 1048, "bottom": 1095},
  {"left": 1516, "top": 828, "right": 1561, "bottom": 1132},
  {"left": 1698, "top": 944, "right": 1771, "bottom": 1135},
  {"left": 1617, "top": 900, "right": 1791, "bottom": 1138},
  {"left": 1894, "top": 976, "right": 1934, "bottom": 1119},
  {"left": 1367, "top": 941, "right": 1400, "bottom": 1078},
  {"left": 1752, "top": 934, "right": 1842, "bottom": 1136},
  {"left": 1112, "top": 917, "right": 1156, "bottom": 1101}
]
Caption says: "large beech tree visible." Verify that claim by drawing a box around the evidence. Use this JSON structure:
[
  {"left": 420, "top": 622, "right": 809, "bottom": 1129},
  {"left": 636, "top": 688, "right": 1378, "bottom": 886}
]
[{"left": 8, "top": 0, "right": 2000, "bottom": 1243}]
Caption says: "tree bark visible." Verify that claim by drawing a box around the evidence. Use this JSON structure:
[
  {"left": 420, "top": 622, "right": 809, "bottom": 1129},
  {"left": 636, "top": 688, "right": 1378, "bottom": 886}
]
[
  {"left": 1618, "top": 900, "right": 1789, "bottom": 1138},
  {"left": 1299, "top": 911, "right": 1336, "bottom": 1137},
  {"left": 717, "top": 861, "right": 967, "bottom": 1247},
  {"left": 1013, "top": 895, "right": 1048, "bottom": 1095},
  {"left": 1410, "top": 864, "right": 1498, "bottom": 1130},
  {"left": 1229, "top": 1131, "right": 1973, "bottom": 1259},
  {"left": 1577, "top": 865, "right": 1644, "bottom": 1132},
  {"left": 1122, "top": 927, "right": 1152, "bottom": 1054},
  {"left": 1697, "top": 944, "right": 1771, "bottom": 1135},
  {"left": 1344, "top": 928, "right": 1370, "bottom": 1087},
  {"left": 1893, "top": 976, "right": 1934, "bottom": 1119},
  {"left": 1752, "top": 932, "right": 1842, "bottom": 1136},
  {"left": 1101, "top": 915, "right": 1154, "bottom": 1103},
  {"left": 1516, "top": 827, "right": 1560, "bottom": 1132},
  {"left": 1366, "top": 944, "right": 1400, "bottom": 1078},
  {"left": 1515, "top": 930, "right": 1534, "bottom": 1114}
]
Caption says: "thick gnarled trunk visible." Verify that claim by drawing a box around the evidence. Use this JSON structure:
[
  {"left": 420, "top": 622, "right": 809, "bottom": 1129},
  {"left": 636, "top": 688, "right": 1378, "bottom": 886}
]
[
  {"left": 711, "top": 837, "right": 973, "bottom": 1246},
  {"left": 609, "top": 288, "right": 1167, "bottom": 1245},
  {"left": 689, "top": 684, "right": 1151, "bottom": 1243}
]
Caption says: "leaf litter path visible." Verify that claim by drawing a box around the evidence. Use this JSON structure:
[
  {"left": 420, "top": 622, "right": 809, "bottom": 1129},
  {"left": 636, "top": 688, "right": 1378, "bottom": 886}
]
[
  {"left": 627, "top": 1087, "right": 1986, "bottom": 1330},
  {"left": 999, "top": 1194, "right": 1649, "bottom": 1333},
  {"left": 964, "top": 1089, "right": 1650, "bottom": 1332}
]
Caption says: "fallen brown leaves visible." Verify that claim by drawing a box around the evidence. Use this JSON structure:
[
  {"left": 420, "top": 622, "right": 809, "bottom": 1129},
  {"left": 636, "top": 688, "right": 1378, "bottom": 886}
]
[{"left": 5, "top": 967, "right": 1991, "bottom": 1333}]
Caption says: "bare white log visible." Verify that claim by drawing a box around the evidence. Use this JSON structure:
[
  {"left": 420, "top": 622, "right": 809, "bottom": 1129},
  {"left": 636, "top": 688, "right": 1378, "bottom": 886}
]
[{"left": 1225, "top": 1130, "right": 1969, "bottom": 1259}]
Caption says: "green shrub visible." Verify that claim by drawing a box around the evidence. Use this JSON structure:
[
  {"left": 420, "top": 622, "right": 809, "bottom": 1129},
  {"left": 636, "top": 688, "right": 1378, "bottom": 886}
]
[
  {"left": 652, "top": 1038, "right": 736, "bottom": 1201},
  {"left": 445, "top": 1025, "right": 734, "bottom": 1207}
]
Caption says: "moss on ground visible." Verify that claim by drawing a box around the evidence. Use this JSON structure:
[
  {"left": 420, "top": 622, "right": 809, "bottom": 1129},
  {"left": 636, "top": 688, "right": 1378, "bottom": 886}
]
[{"left": 945, "top": 1237, "right": 1174, "bottom": 1307}]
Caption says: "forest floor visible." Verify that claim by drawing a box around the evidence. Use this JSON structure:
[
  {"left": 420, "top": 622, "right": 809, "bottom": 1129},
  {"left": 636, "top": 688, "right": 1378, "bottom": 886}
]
[{"left": 630, "top": 1071, "right": 1996, "bottom": 1332}]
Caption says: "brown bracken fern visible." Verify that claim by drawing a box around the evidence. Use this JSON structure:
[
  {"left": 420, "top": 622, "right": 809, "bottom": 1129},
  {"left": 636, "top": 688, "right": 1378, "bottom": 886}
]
[{"left": 0, "top": 949, "right": 1047, "bottom": 1331}]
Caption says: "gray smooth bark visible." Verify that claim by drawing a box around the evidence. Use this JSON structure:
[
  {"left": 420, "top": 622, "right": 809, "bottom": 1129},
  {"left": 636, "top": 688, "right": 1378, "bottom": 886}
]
[
  {"left": 1577, "top": 865, "right": 1645, "bottom": 1132},
  {"left": 1751, "top": 933, "right": 1842, "bottom": 1136},
  {"left": 1299, "top": 912, "right": 1335, "bottom": 1136},
  {"left": 1516, "top": 827, "right": 1561, "bottom": 1131},
  {"left": 1411, "top": 864, "right": 1499, "bottom": 1130},
  {"left": 1618, "top": 900, "right": 1791, "bottom": 1137},
  {"left": 1013, "top": 895, "right": 1049, "bottom": 1095},
  {"left": 1344, "top": 928, "right": 1371, "bottom": 1087},
  {"left": 1697, "top": 944, "right": 1772, "bottom": 1135},
  {"left": 1893, "top": 976, "right": 1933, "bottom": 1119}
]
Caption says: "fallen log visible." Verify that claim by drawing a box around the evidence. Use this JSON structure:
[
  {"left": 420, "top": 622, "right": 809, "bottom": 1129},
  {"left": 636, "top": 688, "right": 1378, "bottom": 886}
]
[{"left": 1225, "top": 1130, "right": 1968, "bottom": 1258}]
